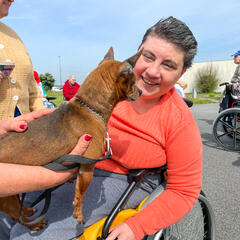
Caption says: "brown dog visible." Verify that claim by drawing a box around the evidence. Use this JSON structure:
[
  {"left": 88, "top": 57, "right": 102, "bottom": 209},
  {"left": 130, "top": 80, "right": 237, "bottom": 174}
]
[{"left": 0, "top": 47, "right": 142, "bottom": 230}]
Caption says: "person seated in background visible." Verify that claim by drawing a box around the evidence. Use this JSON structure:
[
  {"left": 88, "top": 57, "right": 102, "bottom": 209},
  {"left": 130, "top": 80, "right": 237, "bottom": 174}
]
[
  {"left": 231, "top": 50, "right": 240, "bottom": 83},
  {"left": 219, "top": 50, "right": 240, "bottom": 112},
  {"left": 33, "top": 71, "right": 55, "bottom": 109},
  {"left": 174, "top": 76, "right": 187, "bottom": 98},
  {"left": 63, "top": 75, "right": 80, "bottom": 101}
]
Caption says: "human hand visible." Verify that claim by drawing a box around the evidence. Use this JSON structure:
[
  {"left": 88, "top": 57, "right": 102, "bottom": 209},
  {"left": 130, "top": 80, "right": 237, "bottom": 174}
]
[
  {"left": 69, "top": 134, "right": 92, "bottom": 155},
  {"left": 49, "top": 134, "right": 92, "bottom": 182},
  {"left": 0, "top": 70, "right": 5, "bottom": 83},
  {"left": 0, "top": 109, "right": 54, "bottom": 136},
  {"left": 0, "top": 134, "right": 92, "bottom": 196},
  {"left": 106, "top": 223, "right": 136, "bottom": 240}
]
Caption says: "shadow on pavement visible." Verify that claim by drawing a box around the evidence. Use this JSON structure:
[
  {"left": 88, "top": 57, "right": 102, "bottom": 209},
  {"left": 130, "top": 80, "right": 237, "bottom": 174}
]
[{"left": 197, "top": 118, "right": 214, "bottom": 126}]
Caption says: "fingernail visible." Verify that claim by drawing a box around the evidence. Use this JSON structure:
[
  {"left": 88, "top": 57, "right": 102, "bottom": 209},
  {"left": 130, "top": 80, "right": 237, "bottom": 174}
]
[
  {"left": 84, "top": 135, "right": 92, "bottom": 141},
  {"left": 19, "top": 124, "right": 26, "bottom": 130}
]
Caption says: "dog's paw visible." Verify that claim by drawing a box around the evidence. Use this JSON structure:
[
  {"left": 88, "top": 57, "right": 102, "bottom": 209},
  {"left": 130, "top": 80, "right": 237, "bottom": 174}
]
[
  {"left": 73, "top": 207, "right": 85, "bottom": 224},
  {"left": 27, "top": 220, "right": 47, "bottom": 231}
]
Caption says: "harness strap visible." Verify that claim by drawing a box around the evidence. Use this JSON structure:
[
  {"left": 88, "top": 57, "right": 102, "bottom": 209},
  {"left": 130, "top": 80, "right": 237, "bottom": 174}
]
[
  {"left": 18, "top": 153, "right": 112, "bottom": 226},
  {"left": 19, "top": 190, "right": 51, "bottom": 226},
  {"left": 43, "top": 152, "right": 112, "bottom": 171}
]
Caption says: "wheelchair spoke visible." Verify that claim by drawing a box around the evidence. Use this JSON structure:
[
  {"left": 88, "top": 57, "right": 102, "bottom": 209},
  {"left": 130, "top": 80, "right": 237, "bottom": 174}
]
[
  {"left": 219, "top": 118, "right": 233, "bottom": 130},
  {"left": 164, "top": 200, "right": 208, "bottom": 240},
  {"left": 213, "top": 108, "right": 240, "bottom": 152}
]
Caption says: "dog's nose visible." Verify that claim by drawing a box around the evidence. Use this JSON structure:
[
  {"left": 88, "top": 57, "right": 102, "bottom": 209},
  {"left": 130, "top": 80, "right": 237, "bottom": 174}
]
[{"left": 138, "top": 89, "right": 142, "bottom": 96}]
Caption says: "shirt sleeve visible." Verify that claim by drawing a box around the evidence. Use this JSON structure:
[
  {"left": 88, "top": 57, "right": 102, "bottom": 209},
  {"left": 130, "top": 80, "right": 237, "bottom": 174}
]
[
  {"left": 126, "top": 119, "right": 203, "bottom": 239},
  {"left": 231, "top": 65, "right": 240, "bottom": 83}
]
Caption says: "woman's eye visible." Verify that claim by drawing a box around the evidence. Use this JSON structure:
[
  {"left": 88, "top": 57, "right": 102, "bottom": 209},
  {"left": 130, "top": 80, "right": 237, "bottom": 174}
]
[
  {"left": 143, "top": 54, "right": 153, "bottom": 61},
  {"left": 165, "top": 63, "right": 173, "bottom": 68},
  {"left": 163, "top": 62, "right": 175, "bottom": 69}
]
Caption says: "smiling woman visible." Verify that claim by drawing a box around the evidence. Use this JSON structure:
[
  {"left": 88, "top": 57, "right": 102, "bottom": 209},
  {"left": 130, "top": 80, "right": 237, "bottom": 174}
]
[{"left": 5, "top": 17, "right": 202, "bottom": 240}]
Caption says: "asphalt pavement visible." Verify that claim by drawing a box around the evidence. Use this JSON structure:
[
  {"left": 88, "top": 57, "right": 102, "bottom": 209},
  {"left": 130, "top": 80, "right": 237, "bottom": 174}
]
[{"left": 190, "top": 103, "right": 240, "bottom": 240}]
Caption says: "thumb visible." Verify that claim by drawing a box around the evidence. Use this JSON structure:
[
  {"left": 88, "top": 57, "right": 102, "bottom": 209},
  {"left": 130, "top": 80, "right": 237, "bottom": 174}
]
[{"left": 70, "top": 134, "right": 92, "bottom": 155}]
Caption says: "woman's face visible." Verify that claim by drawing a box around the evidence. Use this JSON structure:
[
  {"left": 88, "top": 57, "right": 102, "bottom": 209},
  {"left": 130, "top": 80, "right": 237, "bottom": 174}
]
[
  {"left": 0, "top": 0, "right": 13, "bottom": 19},
  {"left": 133, "top": 36, "right": 186, "bottom": 99}
]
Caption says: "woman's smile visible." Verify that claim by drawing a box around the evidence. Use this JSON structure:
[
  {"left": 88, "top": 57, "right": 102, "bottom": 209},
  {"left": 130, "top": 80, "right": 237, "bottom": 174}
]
[{"left": 141, "top": 76, "right": 159, "bottom": 86}]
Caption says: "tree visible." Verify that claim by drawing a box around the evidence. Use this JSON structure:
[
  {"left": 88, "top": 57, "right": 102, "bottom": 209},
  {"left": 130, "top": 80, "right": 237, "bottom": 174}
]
[
  {"left": 39, "top": 73, "right": 55, "bottom": 90},
  {"left": 195, "top": 64, "right": 220, "bottom": 93}
]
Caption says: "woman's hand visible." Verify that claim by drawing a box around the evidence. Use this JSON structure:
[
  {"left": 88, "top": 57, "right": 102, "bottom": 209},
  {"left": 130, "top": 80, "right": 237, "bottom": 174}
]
[
  {"left": 0, "top": 134, "right": 92, "bottom": 197},
  {"left": 106, "top": 223, "right": 136, "bottom": 240},
  {"left": 0, "top": 109, "right": 54, "bottom": 136},
  {"left": 0, "top": 70, "right": 5, "bottom": 83}
]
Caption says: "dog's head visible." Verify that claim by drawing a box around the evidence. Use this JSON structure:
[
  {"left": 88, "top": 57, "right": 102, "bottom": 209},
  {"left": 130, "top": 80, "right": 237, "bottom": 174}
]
[{"left": 96, "top": 47, "right": 142, "bottom": 102}]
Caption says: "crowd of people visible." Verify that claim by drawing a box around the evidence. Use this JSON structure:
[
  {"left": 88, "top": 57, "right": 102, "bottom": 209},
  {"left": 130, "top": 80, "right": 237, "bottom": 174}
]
[{"left": 0, "top": 0, "right": 239, "bottom": 240}]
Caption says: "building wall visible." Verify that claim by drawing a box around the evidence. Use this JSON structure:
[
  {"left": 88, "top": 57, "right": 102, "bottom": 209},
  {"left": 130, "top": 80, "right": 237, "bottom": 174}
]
[{"left": 184, "top": 59, "right": 236, "bottom": 93}]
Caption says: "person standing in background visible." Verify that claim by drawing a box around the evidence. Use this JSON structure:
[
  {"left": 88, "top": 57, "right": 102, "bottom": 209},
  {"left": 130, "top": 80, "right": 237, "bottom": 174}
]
[
  {"left": 0, "top": 0, "right": 44, "bottom": 120},
  {"left": 63, "top": 74, "right": 80, "bottom": 101}
]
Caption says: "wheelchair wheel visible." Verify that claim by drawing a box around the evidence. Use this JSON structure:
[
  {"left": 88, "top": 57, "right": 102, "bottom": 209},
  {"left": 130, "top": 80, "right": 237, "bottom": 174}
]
[
  {"left": 212, "top": 108, "right": 240, "bottom": 152},
  {"left": 144, "top": 191, "right": 216, "bottom": 240}
]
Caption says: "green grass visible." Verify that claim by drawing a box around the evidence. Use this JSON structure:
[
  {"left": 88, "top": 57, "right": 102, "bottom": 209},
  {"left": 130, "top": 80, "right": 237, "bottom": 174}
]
[
  {"left": 46, "top": 90, "right": 65, "bottom": 107},
  {"left": 46, "top": 90, "right": 221, "bottom": 107},
  {"left": 185, "top": 92, "right": 220, "bottom": 104}
]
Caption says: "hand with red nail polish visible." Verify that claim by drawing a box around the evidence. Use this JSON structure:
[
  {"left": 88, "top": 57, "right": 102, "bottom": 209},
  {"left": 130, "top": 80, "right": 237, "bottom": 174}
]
[
  {"left": 0, "top": 109, "right": 54, "bottom": 136},
  {"left": 69, "top": 134, "right": 92, "bottom": 155},
  {"left": 0, "top": 119, "right": 27, "bottom": 136}
]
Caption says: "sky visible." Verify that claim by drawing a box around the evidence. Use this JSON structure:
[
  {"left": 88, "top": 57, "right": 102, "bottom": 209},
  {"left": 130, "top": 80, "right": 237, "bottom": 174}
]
[{"left": 2, "top": 0, "right": 240, "bottom": 85}]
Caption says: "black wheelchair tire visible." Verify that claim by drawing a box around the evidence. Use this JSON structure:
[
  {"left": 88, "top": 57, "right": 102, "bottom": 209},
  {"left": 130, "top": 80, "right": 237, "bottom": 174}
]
[
  {"left": 213, "top": 108, "right": 240, "bottom": 152},
  {"left": 143, "top": 191, "right": 216, "bottom": 240}
]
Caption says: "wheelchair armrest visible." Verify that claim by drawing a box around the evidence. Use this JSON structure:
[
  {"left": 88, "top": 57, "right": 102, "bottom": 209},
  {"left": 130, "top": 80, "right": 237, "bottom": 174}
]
[
  {"left": 219, "top": 82, "right": 229, "bottom": 87},
  {"left": 183, "top": 98, "right": 193, "bottom": 108},
  {"left": 128, "top": 165, "right": 167, "bottom": 183}
]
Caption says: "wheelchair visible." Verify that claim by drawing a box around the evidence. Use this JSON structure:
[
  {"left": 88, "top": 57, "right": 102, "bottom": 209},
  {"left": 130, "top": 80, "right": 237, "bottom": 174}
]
[
  {"left": 213, "top": 82, "right": 240, "bottom": 152},
  {"left": 75, "top": 98, "right": 215, "bottom": 240},
  {"left": 20, "top": 98, "right": 215, "bottom": 239},
  {"left": 78, "top": 165, "right": 216, "bottom": 240}
]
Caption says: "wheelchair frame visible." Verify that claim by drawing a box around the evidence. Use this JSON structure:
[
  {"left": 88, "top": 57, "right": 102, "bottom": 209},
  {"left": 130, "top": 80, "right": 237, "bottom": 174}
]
[
  {"left": 213, "top": 82, "right": 240, "bottom": 152},
  {"left": 97, "top": 165, "right": 216, "bottom": 240}
]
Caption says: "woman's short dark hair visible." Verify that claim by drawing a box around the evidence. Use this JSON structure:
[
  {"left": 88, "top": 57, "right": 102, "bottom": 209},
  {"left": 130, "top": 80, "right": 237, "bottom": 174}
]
[{"left": 140, "top": 16, "right": 198, "bottom": 69}]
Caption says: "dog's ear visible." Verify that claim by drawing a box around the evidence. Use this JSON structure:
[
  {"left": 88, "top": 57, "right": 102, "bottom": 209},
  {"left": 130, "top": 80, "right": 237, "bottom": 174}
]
[
  {"left": 119, "top": 49, "right": 143, "bottom": 76},
  {"left": 123, "top": 49, "right": 143, "bottom": 68},
  {"left": 104, "top": 47, "right": 114, "bottom": 60},
  {"left": 98, "top": 47, "right": 114, "bottom": 66}
]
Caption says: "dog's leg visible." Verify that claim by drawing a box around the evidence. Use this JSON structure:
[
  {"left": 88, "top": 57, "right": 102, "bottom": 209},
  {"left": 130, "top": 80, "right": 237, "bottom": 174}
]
[
  {"left": 0, "top": 195, "right": 46, "bottom": 231},
  {"left": 73, "top": 164, "right": 95, "bottom": 223}
]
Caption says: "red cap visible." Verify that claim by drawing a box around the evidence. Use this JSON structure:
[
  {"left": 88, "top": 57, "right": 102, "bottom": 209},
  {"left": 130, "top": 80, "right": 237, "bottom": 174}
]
[{"left": 33, "top": 71, "right": 40, "bottom": 84}]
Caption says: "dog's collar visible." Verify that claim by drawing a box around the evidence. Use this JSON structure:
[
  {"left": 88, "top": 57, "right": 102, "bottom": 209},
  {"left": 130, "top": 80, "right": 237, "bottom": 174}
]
[
  {"left": 76, "top": 97, "right": 106, "bottom": 124},
  {"left": 75, "top": 97, "right": 112, "bottom": 156}
]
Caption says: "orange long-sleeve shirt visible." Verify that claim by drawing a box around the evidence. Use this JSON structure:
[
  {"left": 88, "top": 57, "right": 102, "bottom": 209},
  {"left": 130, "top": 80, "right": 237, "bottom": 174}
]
[{"left": 96, "top": 88, "right": 202, "bottom": 239}]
